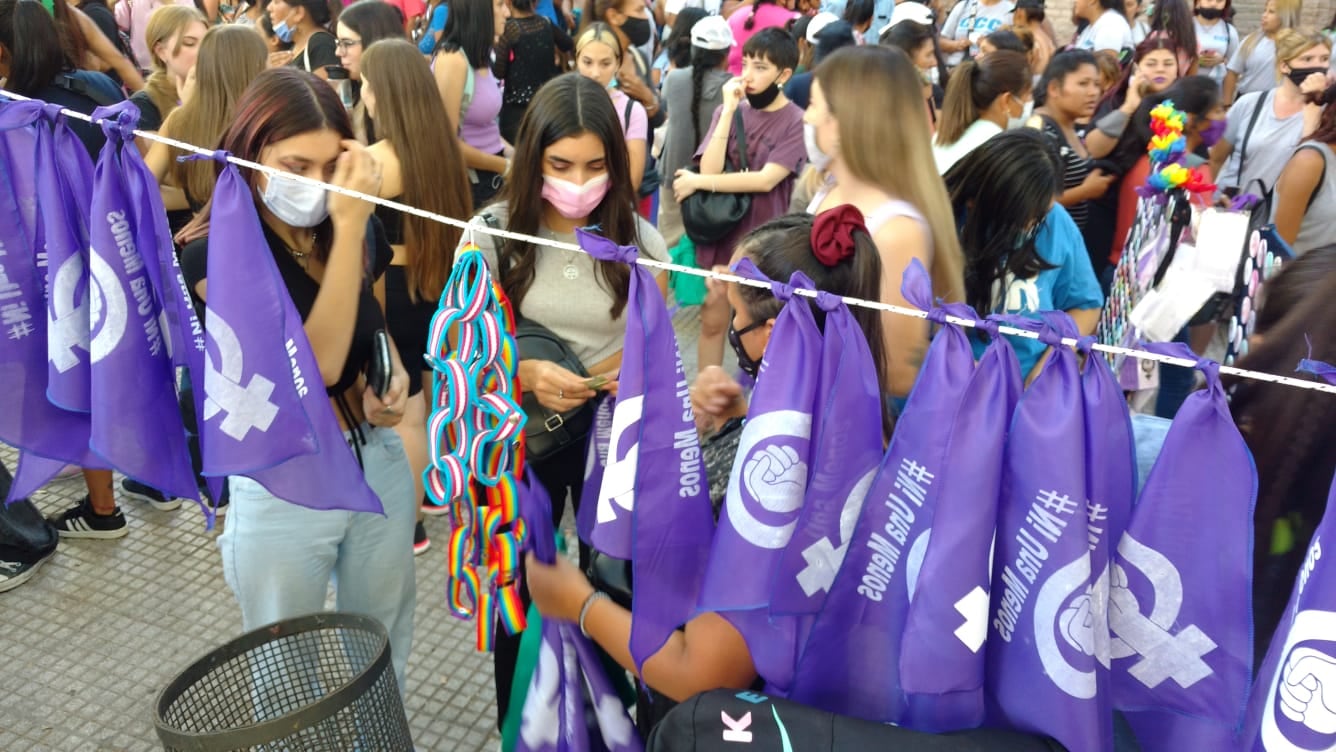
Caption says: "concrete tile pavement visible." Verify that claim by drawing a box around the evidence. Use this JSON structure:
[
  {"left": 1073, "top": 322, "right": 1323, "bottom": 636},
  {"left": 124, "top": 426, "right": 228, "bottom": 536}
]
[{"left": 0, "top": 303, "right": 714, "bottom": 752}]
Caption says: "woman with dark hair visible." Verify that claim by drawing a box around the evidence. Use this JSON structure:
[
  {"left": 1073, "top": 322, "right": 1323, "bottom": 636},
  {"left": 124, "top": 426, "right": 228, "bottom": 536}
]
[
  {"left": 433, "top": 0, "right": 511, "bottom": 207},
  {"left": 1272, "top": 84, "right": 1336, "bottom": 254},
  {"left": 1086, "top": 34, "right": 1183, "bottom": 158},
  {"left": 944, "top": 128, "right": 1102, "bottom": 380},
  {"left": 583, "top": 0, "right": 665, "bottom": 134},
  {"left": 932, "top": 49, "right": 1032, "bottom": 173},
  {"left": 1124, "top": 0, "right": 1149, "bottom": 43},
  {"left": 1014, "top": 0, "right": 1055, "bottom": 78},
  {"left": 268, "top": 0, "right": 339, "bottom": 76},
  {"left": 336, "top": 0, "right": 407, "bottom": 84},
  {"left": 1148, "top": 0, "right": 1199, "bottom": 72},
  {"left": 176, "top": 67, "right": 417, "bottom": 691},
  {"left": 843, "top": 0, "right": 875, "bottom": 43},
  {"left": 1210, "top": 28, "right": 1330, "bottom": 194},
  {"left": 979, "top": 27, "right": 1028, "bottom": 55},
  {"left": 471, "top": 72, "right": 668, "bottom": 730},
  {"left": 660, "top": 14, "right": 732, "bottom": 247},
  {"left": 1193, "top": 0, "right": 1238, "bottom": 84},
  {"left": 880, "top": 18, "right": 947, "bottom": 113},
  {"left": 1031, "top": 50, "right": 1114, "bottom": 254},
  {"left": 784, "top": 18, "right": 856, "bottom": 109},
  {"left": 49, "top": 0, "right": 143, "bottom": 91},
  {"left": 360, "top": 39, "right": 472, "bottom": 555},
  {"left": 724, "top": 0, "right": 797, "bottom": 74},
  {"left": 665, "top": 6, "right": 708, "bottom": 69},
  {"left": 1073, "top": 0, "right": 1134, "bottom": 54},
  {"left": 495, "top": 0, "right": 574, "bottom": 143}
]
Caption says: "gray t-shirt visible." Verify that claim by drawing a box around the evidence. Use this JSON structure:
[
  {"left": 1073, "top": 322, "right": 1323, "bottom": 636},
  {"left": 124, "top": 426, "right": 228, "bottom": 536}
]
[
  {"left": 1218, "top": 89, "right": 1304, "bottom": 192},
  {"left": 467, "top": 203, "right": 669, "bottom": 368},
  {"left": 661, "top": 66, "right": 728, "bottom": 193},
  {"left": 1227, "top": 35, "right": 1277, "bottom": 98},
  {"left": 940, "top": 0, "right": 1016, "bottom": 66},
  {"left": 1278, "top": 142, "right": 1336, "bottom": 255}
]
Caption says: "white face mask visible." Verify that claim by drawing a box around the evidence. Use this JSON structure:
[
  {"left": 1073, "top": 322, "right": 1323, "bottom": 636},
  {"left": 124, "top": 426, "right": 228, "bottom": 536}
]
[
  {"left": 804, "top": 122, "right": 832, "bottom": 171},
  {"left": 261, "top": 172, "right": 329, "bottom": 228},
  {"left": 1007, "top": 99, "right": 1034, "bottom": 130}
]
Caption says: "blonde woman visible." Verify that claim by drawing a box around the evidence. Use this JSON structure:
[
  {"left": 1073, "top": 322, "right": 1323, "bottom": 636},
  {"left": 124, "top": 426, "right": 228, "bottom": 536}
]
[
  {"left": 576, "top": 22, "right": 649, "bottom": 192},
  {"left": 130, "top": 5, "right": 207, "bottom": 134},
  {"left": 804, "top": 44, "right": 965, "bottom": 397},
  {"left": 1223, "top": 0, "right": 1302, "bottom": 106},
  {"left": 146, "top": 26, "right": 268, "bottom": 219}
]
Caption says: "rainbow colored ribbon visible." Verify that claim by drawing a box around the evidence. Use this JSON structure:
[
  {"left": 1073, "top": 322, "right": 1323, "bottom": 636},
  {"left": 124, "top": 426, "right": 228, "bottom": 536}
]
[{"left": 425, "top": 241, "right": 528, "bottom": 650}]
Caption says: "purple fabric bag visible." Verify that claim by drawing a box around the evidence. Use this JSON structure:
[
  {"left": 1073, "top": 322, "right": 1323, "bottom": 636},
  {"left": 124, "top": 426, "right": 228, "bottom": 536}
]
[
  {"left": 1243, "top": 471, "right": 1336, "bottom": 751},
  {"left": 696, "top": 262, "right": 823, "bottom": 695},
  {"left": 517, "top": 468, "right": 643, "bottom": 752},
  {"left": 0, "top": 100, "right": 104, "bottom": 501},
  {"left": 985, "top": 312, "right": 1113, "bottom": 752},
  {"left": 40, "top": 107, "right": 97, "bottom": 415},
  {"left": 577, "top": 229, "right": 715, "bottom": 673},
  {"left": 84, "top": 103, "right": 197, "bottom": 501},
  {"left": 197, "top": 161, "right": 380, "bottom": 514},
  {"left": 1113, "top": 343, "right": 1255, "bottom": 750},
  {"left": 785, "top": 259, "right": 977, "bottom": 723},
  {"left": 767, "top": 267, "right": 885, "bottom": 619}
]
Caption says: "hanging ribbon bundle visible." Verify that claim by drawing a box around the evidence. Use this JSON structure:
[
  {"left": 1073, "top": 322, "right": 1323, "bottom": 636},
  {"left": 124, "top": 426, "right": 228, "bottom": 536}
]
[
  {"left": 424, "top": 239, "right": 528, "bottom": 650},
  {"left": 1137, "top": 100, "right": 1216, "bottom": 200}
]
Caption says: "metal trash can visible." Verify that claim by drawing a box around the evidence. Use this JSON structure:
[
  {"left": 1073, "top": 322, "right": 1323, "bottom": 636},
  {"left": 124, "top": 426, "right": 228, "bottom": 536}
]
[{"left": 154, "top": 613, "right": 413, "bottom": 751}]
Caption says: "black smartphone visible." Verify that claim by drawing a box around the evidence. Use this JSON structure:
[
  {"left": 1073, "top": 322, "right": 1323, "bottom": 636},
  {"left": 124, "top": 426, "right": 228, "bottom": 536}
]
[{"left": 367, "top": 329, "right": 393, "bottom": 399}]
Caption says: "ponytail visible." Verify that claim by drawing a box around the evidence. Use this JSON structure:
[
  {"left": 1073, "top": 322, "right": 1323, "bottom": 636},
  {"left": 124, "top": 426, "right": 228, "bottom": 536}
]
[
  {"left": 744, "top": 0, "right": 774, "bottom": 31},
  {"left": 689, "top": 47, "right": 727, "bottom": 146},
  {"left": 935, "top": 50, "right": 1031, "bottom": 147}
]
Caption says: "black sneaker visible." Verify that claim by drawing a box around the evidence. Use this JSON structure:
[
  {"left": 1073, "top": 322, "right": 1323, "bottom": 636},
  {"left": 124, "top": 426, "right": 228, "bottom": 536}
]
[
  {"left": 121, "top": 479, "right": 181, "bottom": 511},
  {"left": 0, "top": 549, "right": 56, "bottom": 593},
  {"left": 413, "top": 521, "right": 431, "bottom": 556},
  {"left": 49, "top": 497, "right": 128, "bottom": 539}
]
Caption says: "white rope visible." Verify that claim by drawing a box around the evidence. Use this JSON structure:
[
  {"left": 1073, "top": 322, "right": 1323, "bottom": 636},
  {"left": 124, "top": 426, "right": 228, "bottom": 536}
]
[{"left": 6, "top": 89, "right": 1336, "bottom": 396}]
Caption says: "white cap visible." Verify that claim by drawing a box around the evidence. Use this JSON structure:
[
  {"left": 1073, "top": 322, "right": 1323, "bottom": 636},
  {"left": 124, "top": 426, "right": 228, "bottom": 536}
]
[
  {"left": 806, "top": 11, "right": 839, "bottom": 42},
  {"left": 691, "top": 15, "right": 735, "bottom": 50},
  {"left": 878, "top": 2, "right": 933, "bottom": 36}
]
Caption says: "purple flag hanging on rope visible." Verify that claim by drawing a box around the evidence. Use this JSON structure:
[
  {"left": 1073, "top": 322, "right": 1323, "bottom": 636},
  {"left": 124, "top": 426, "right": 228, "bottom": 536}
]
[
  {"left": 40, "top": 106, "right": 97, "bottom": 415},
  {"left": 1243, "top": 472, "right": 1336, "bottom": 751},
  {"left": 578, "top": 229, "right": 715, "bottom": 674},
  {"left": 896, "top": 317, "right": 1023, "bottom": 732},
  {"left": 84, "top": 102, "right": 197, "bottom": 501},
  {"left": 985, "top": 311, "right": 1114, "bottom": 752},
  {"left": 1111, "top": 342, "right": 1255, "bottom": 751},
  {"left": 576, "top": 394, "right": 614, "bottom": 546},
  {"left": 0, "top": 100, "right": 104, "bottom": 501},
  {"left": 785, "top": 259, "right": 976, "bottom": 723},
  {"left": 697, "top": 261, "right": 822, "bottom": 695},
  {"left": 766, "top": 273, "right": 884, "bottom": 619},
  {"left": 199, "top": 161, "right": 380, "bottom": 514},
  {"left": 517, "top": 467, "right": 643, "bottom": 752}
]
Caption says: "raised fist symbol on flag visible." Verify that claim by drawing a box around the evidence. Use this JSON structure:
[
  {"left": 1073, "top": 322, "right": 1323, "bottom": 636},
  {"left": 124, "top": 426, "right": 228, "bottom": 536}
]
[
  {"left": 1280, "top": 647, "right": 1336, "bottom": 734},
  {"left": 743, "top": 445, "right": 806, "bottom": 508}
]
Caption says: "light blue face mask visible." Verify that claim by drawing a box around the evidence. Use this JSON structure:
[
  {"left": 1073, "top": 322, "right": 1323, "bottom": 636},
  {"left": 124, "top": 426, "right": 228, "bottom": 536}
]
[{"left": 274, "top": 19, "right": 295, "bottom": 43}]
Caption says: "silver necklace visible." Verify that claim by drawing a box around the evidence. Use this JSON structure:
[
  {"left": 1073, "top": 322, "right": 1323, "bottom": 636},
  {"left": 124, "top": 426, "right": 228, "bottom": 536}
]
[{"left": 544, "top": 229, "right": 580, "bottom": 280}]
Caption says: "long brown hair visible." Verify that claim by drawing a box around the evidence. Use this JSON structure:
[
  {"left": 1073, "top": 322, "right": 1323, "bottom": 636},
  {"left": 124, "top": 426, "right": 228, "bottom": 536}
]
[
  {"left": 814, "top": 46, "right": 965, "bottom": 303},
  {"left": 361, "top": 39, "right": 471, "bottom": 302},
  {"left": 935, "top": 50, "right": 1031, "bottom": 147},
  {"left": 177, "top": 68, "right": 354, "bottom": 252},
  {"left": 142, "top": 6, "right": 207, "bottom": 126},
  {"left": 168, "top": 25, "right": 268, "bottom": 208},
  {"left": 498, "top": 73, "right": 639, "bottom": 318}
]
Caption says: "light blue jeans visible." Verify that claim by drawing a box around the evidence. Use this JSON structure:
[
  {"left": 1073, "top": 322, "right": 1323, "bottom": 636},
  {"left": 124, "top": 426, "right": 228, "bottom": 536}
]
[{"left": 219, "top": 425, "right": 417, "bottom": 697}]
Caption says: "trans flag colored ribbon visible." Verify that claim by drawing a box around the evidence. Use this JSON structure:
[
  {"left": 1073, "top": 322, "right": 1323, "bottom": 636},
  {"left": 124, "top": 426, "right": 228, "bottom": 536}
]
[{"left": 578, "top": 228, "right": 714, "bottom": 675}]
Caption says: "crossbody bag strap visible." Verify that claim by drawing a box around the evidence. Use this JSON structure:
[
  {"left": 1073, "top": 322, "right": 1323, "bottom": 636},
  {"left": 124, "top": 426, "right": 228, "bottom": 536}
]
[
  {"left": 1238, "top": 90, "right": 1268, "bottom": 179},
  {"left": 731, "top": 107, "right": 748, "bottom": 173}
]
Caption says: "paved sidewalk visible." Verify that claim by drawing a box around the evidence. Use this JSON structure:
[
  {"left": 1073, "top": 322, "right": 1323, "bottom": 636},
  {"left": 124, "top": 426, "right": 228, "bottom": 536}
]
[{"left": 0, "top": 304, "right": 714, "bottom": 752}]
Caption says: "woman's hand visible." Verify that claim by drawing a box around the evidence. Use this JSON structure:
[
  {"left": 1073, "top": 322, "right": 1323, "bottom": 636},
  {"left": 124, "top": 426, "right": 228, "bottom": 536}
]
[
  {"left": 673, "top": 169, "right": 703, "bottom": 200},
  {"left": 521, "top": 359, "right": 597, "bottom": 412},
  {"left": 1077, "top": 168, "right": 1115, "bottom": 201},
  {"left": 268, "top": 50, "right": 294, "bottom": 68},
  {"left": 363, "top": 365, "right": 409, "bottom": 427},
  {"left": 691, "top": 365, "right": 743, "bottom": 420},
  {"left": 328, "top": 140, "right": 382, "bottom": 229},
  {"left": 1299, "top": 70, "right": 1328, "bottom": 97},
  {"left": 1122, "top": 69, "right": 1144, "bottom": 112},
  {"left": 618, "top": 70, "right": 654, "bottom": 106},
  {"left": 179, "top": 65, "right": 198, "bottom": 107},
  {"left": 721, "top": 77, "right": 745, "bottom": 110},
  {"left": 526, "top": 551, "right": 595, "bottom": 623}
]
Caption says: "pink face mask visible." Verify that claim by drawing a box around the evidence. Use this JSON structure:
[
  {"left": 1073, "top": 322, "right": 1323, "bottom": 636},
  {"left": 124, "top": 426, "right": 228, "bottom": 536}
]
[{"left": 541, "top": 174, "right": 610, "bottom": 219}]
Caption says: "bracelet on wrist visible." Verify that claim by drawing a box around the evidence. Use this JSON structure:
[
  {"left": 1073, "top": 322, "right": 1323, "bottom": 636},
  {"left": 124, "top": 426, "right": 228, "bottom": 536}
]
[{"left": 578, "top": 590, "right": 610, "bottom": 637}]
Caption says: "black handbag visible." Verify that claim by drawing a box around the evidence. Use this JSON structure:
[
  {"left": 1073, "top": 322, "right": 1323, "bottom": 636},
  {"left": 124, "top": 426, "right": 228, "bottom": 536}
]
[
  {"left": 515, "top": 318, "right": 595, "bottom": 464},
  {"left": 681, "top": 108, "right": 750, "bottom": 245}
]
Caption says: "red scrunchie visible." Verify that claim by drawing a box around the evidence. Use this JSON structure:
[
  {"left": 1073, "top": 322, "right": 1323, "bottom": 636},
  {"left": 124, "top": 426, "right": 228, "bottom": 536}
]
[{"left": 811, "top": 204, "right": 867, "bottom": 267}]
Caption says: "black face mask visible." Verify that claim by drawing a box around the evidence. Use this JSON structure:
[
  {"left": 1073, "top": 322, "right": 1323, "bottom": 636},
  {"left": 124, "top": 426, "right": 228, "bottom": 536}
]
[
  {"left": 746, "top": 81, "right": 783, "bottom": 110},
  {"left": 1195, "top": 7, "right": 1224, "bottom": 20},
  {"left": 620, "top": 16, "right": 653, "bottom": 47},
  {"left": 1286, "top": 66, "right": 1327, "bottom": 87},
  {"left": 727, "top": 317, "right": 767, "bottom": 378}
]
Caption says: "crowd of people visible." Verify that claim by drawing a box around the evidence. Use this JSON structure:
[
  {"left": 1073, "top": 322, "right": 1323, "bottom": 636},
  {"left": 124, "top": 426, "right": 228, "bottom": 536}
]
[{"left": 2, "top": 0, "right": 1336, "bottom": 747}]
